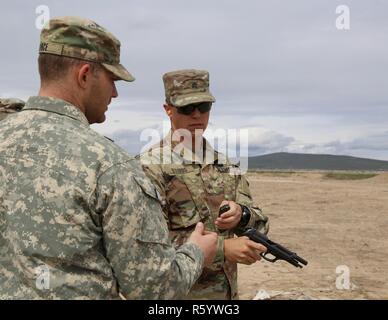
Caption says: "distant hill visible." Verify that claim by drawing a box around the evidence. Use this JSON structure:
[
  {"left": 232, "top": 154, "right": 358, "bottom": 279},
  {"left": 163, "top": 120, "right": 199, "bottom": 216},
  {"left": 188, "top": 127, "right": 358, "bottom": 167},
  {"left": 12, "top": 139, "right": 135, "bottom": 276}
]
[{"left": 247, "top": 152, "right": 388, "bottom": 171}]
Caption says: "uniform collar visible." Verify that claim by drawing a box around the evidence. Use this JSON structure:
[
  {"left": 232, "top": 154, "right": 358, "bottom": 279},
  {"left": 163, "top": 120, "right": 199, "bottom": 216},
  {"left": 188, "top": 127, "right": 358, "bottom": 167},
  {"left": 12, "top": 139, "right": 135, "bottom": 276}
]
[
  {"left": 162, "top": 130, "right": 222, "bottom": 165},
  {"left": 23, "top": 96, "right": 90, "bottom": 126}
]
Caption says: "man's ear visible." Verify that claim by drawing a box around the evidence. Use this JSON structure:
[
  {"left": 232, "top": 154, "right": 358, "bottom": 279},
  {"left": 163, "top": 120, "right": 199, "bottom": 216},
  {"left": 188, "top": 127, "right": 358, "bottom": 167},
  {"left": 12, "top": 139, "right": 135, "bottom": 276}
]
[
  {"left": 164, "top": 104, "right": 173, "bottom": 118},
  {"left": 77, "top": 64, "right": 92, "bottom": 89}
]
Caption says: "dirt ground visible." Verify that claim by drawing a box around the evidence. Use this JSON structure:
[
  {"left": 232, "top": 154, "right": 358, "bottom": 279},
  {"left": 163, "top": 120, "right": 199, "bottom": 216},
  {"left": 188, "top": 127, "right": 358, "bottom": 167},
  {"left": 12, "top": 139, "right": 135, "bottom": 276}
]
[{"left": 237, "top": 171, "right": 388, "bottom": 300}]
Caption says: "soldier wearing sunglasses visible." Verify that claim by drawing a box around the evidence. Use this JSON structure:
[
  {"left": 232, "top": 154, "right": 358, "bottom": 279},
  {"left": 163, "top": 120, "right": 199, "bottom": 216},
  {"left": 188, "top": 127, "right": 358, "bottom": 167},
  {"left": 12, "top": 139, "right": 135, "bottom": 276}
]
[{"left": 139, "top": 69, "right": 269, "bottom": 300}]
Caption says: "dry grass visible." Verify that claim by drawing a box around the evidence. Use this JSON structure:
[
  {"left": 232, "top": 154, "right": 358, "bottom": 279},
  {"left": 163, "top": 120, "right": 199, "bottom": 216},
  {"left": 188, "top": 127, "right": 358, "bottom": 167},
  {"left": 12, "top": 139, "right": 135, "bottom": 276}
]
[{"left": 238, "top": 171, "right": 388, "bottom": 300}]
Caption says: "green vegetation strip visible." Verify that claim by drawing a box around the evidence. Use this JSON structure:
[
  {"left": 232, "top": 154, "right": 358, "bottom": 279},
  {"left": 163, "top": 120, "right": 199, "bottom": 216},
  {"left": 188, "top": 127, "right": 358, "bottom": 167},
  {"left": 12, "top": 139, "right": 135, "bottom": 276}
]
[
  {"left": 324, "top": 172, "right": 378, "bottom": 180},
  {"left": 249, "top": 170, "right": 297, "bottom": 177}
]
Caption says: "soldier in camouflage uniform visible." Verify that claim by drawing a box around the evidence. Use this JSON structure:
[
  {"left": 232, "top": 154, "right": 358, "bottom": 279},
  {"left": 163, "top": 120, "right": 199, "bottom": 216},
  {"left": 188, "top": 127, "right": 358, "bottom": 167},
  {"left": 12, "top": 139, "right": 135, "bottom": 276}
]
[
  {"left": 139, "top": 69, "right": 269, "bottom": 300},
  {"left": 0, "top": 98, "right": 25, "bottom": 121},
  {"left": 0, "top": 18, "right": 218, "bottom": 300}
]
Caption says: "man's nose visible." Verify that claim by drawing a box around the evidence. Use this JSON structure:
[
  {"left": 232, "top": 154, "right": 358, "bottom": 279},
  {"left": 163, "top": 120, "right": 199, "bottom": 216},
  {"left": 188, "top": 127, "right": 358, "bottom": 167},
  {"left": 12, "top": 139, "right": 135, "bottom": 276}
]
[{"left": 191, "top": 107, "right": 201, "bottom": 118}]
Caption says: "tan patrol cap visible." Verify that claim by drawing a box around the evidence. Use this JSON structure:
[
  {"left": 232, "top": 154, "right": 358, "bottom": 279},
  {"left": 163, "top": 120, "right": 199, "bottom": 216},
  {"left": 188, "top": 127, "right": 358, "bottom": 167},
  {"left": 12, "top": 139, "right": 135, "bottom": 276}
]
[{"left": 163, "top": 69, "right": 216, "bottom": 107}]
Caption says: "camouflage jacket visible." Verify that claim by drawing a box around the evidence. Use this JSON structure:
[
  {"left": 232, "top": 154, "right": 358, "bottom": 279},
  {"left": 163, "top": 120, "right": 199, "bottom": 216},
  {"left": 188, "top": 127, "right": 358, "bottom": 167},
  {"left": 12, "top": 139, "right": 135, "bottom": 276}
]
[
  {"left": 0, "top": 97, "right": 204, "bottom": 300},
  {"left": 139, "top": 132, "right": 269, "bottom": 300}
]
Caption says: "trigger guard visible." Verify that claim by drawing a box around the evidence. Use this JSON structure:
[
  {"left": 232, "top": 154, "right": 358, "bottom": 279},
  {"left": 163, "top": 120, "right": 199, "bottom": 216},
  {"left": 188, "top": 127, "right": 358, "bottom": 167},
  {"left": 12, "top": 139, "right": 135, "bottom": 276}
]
[{"left": 261, "top": 252, "right": 278, "bottom": 263}]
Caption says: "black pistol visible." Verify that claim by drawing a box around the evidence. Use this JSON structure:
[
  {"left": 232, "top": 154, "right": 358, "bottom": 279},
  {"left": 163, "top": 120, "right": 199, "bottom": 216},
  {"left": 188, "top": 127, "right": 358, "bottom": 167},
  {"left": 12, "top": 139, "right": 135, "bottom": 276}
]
[{"left": 218, "top": 204, "right": 308, "bottom": 268}]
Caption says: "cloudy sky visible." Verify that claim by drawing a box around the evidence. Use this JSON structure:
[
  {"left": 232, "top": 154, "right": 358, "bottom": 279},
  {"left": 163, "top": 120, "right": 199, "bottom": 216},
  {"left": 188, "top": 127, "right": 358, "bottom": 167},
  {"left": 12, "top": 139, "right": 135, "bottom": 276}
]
[{"left": 1, "top": 0, "right": 387, "bottom": 159}]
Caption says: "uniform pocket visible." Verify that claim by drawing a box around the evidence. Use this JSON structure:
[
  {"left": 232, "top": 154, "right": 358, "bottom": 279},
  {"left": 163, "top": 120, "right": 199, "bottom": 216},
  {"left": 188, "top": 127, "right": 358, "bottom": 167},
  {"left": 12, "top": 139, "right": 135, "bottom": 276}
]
[
  {"left": 166, "top": 176, "right": 202, "bottom": 229},
  {"left": 205, "top": 164, "right": 238, "bottom": 198},
  {"left": 133, "top": 175, "right": 160, "bottom": 200},
  {"left": 164, "top": 166, "right": 203, "bottom": 230},
  {"left": 133, "top": 175, "right": 170, "bottom": 245}
]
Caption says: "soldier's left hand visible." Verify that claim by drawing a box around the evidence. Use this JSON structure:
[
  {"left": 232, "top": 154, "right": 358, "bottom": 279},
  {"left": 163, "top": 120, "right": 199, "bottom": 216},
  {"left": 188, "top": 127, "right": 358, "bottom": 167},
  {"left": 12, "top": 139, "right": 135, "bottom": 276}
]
[{"left": 215, "top": 200, "right": 242, "bottom": 230}]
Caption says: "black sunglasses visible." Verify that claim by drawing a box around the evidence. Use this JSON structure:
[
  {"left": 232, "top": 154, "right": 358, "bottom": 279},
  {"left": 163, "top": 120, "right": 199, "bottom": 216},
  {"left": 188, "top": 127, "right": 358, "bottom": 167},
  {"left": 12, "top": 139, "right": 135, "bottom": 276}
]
[{"left": 175, "top": 102, "right": 212, "bottom": 115}]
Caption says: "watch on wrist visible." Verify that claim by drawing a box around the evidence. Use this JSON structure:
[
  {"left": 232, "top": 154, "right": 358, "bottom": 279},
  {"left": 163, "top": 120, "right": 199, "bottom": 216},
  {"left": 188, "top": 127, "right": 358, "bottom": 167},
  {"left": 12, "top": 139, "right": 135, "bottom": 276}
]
[{"left": 238, "top": 205, "right": 251, "bottom": 228}]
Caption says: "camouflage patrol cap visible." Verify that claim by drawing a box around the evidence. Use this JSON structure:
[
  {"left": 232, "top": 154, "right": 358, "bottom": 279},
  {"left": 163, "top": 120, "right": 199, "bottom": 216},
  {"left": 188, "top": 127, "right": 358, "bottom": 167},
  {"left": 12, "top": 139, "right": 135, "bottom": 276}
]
[
  {"left": 163, "top": 69, "right": 216, "bottom": 107},
  {"left": 0, "top": 98, "right": 25, "bottom": 121},
  {"left": 39, "top": 16, "right": 134, "bottom": 82},
  {"left": 0, "top": 98, "right": 25, "bottom": 111}
]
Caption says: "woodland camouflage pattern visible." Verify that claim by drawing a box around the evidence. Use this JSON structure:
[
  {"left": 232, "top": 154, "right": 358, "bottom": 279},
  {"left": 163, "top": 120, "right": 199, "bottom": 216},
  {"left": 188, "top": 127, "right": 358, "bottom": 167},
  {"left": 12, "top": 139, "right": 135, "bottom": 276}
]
[
  {"left": 163, "top": 69, "right": 216, "bottom": 107},
  {"left": 0, "top": 96, "right": 204, "bottom": 300},
  {"left": 40, "top": 16, "right": 134, "bottom": 82},
  {"left": 0, "top": 98, "right": 25, "bottom": 121},
  {"left": 139, "top": 132, "right": 269, "bottom": 299}
]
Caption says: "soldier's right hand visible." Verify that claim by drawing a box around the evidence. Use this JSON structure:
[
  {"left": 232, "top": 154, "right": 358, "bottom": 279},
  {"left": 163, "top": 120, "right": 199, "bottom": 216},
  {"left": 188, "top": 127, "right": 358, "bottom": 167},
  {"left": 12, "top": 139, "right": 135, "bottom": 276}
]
[
  {"left": 224, "top": 236, "right": 267, "bottom": 265},
  {"left": 188, "top": 222, "right": 218, "bottom": 267}
]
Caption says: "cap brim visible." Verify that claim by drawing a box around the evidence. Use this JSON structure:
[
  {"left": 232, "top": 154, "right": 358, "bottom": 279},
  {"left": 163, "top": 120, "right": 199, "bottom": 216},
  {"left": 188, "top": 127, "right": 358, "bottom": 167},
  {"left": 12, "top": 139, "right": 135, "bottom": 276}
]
[
  {"left": 171, "top": 92, "right": 216, "bottom": 107},
  {"left": 102, "top": 63, "right": 135, "bottom": 82}
]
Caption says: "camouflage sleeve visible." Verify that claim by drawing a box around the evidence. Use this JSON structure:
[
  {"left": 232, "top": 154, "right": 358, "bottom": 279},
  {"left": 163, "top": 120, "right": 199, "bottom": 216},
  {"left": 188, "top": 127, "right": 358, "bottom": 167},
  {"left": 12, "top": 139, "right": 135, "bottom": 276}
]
[
  {"left": 234, "top": 173, "right": 270, "bottom": 235},
  {"left": 213, "top": 235, "right": 225, "bottom": 268},
  {"left": 93, "top": 161, "right": 204, "bottom": 299}
]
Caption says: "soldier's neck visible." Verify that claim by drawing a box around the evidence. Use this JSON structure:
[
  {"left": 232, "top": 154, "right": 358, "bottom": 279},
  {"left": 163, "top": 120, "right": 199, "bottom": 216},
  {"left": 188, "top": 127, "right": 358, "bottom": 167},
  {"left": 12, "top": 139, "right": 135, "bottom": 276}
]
[{"left": 38, "top": 85, "right": 85, "bottom": 115}]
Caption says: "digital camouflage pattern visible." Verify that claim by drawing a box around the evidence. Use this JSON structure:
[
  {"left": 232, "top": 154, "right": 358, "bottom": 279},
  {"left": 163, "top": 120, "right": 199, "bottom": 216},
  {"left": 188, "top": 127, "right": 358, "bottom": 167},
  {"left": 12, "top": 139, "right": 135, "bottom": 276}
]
[
  {"left": 0, "top": 98, "right": 25, "bottom": 121},
  {"left": 139, "top": 132, "right": 269, "bottom": 300},
  {"left": 0, "top": 97, "right": 204, "bottom": 300},
  {"left": 163, "top": 69, "right": 216, "bottom": 107},
  {"left": 40, "top": 16, "right": 135, "bottom": 82}
]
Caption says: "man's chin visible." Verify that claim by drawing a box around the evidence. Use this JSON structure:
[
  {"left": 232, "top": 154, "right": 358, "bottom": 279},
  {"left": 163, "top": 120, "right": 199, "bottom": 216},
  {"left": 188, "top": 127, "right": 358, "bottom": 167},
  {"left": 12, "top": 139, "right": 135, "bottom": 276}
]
[
  {"left": 191, "top": 128, "right": 206, "bottom": 135},
  {"left": 95, "top": 114, "right": 106, "bottom": 124},
  {"left": 188, "top": 125, "right": 205, "bottom": 130}
]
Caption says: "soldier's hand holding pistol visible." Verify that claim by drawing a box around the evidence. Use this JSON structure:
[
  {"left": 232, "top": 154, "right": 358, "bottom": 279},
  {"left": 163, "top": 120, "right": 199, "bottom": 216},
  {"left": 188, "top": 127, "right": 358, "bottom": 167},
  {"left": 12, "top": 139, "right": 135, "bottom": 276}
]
[
  {"left": 224, "top": 236, "right": 267, "bottom": 265},
  {"left": 216, "top": 201, "right": 267, "bottom": 265}
]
